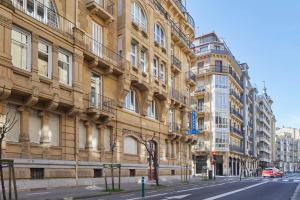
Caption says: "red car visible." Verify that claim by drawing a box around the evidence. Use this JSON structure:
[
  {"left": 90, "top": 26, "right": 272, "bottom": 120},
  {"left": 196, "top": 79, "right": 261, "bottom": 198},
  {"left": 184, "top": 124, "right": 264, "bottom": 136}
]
[{"left": 262, "top": 168, "right": 283, "bottom": 178}]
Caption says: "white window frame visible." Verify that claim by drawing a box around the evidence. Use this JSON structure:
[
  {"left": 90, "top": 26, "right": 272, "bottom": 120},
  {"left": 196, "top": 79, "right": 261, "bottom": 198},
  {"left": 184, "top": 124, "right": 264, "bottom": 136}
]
[
  {"left": 140, "top": 49, "right": 147, "bottom": 73},
  {"left": 154, "top": 23, "right": 165, "bottom": 47},
  {"left": 152, "top": 57, "right": 158, "bottom": 78},
  {"left": 124, "top": 90, "right": 137, "bottom": 112},
  {"left": 58, "top": 49, "right": 72, "bottom": 86},
  {"left": 159, "top": 63, "right": 165, "bottom": 82},
  {"left": 11, "top": 26, "right": 31, "bottom": 71},
  {"left": 92, "top": 21, "right": 103, "bottom": 57},
  {"left": 130, "top": 42, "right": 137, "bottom": 67},
  {"left": 147, "top": 100, "right": 157, "bottom": 119},
  {"left": 131, "top": 1, "right": 147, "bottom": 31},
  {"left": 38, "top": 40, "right": 52, "bottom": 79}
]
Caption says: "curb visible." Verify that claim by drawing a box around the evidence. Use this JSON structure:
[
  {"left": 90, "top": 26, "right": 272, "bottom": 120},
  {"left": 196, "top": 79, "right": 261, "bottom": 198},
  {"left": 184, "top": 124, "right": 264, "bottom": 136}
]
[{"left": 291, "top": 182, "right": 300, "bottom": 200}]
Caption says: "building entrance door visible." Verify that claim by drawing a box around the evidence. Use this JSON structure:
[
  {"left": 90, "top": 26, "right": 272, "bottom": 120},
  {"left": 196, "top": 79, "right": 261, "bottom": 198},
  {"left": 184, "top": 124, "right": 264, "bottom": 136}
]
[{"left": 216, "top": 155, "right": 223, "bottom": 175}]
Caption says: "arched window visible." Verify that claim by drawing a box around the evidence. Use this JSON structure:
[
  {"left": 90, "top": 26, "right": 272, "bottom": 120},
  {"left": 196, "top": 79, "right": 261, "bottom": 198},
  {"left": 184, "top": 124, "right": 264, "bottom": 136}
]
[
  {"left": 14, "top": 0, "right": 58, "bottom": 27},
  {"left": 124, "top": 136, "right": 138, "bottom": 155},
  {"left": 131, "top": 1, "right": 147, "bottom": 31},
  {"left": 124, "top": 89, "right": 139, "bottom": 113},
  {"left": 147, "top": 100, "right": 158, "bottom": 120},
  {"left": 154, "top": 23, "right": 165, "bottom": 47}
]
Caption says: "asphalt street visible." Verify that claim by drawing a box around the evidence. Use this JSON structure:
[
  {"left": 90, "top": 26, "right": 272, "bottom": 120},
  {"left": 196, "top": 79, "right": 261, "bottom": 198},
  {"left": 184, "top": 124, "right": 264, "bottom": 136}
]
[{"left": 83, "top": 175, "right": 300, "bottom": 200}]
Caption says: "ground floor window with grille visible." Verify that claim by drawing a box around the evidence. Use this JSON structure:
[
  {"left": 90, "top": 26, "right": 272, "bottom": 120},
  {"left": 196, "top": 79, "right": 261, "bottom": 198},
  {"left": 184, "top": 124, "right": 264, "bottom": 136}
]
[
  {"left": 30, "top": 168, "right": 44, "bottom": 179},
  {"left": 94, "top": 169, "right": 103, "bottom": 178}
]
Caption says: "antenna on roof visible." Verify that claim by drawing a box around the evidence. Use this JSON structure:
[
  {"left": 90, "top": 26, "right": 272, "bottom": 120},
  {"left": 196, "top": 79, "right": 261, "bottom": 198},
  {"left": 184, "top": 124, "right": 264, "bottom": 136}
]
[{"left": 263, "top": 81, "right": 267, "bottom": 95}]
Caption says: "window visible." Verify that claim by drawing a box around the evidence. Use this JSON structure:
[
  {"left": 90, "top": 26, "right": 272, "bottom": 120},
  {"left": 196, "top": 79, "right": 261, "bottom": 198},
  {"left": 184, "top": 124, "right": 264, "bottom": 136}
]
[
  {"left": 159, "top": 63, "right": 165, "bottom": 82},
  {"left": 5, "top": 105, "right": 20, "bottom": 142},
  {"left": 215, "top": 60, "right": 222, "bottom": 72},
  {"left": 124, "top": 90, "right": 139, "bottom": 113},
  {"left": 38, "top": 41, "right": 52, "bottom": 78},
  {"left": 79, "top": 121, "right": 86, "bottom": 149},
  {"left": 94, "top": 169, "right": 103, "bottom": 178},
  {"left": 215, "top": 131, "right": 229, "bottom": 149},
  {"left": 91, "top": 124, "right": 98, "bottom": 150},
  {"left": 30, "top": 168, "right": 44, "bottom": 179},
  {"left": 215, "top": 112, "right": 229, "bottom": 129},
  {"left": 118, "top": 0, "right": 123, "bottom": 16},
  {"left": 11, "top": 26, "right": 31, "bottom": 71},
  {"left": 171, "top": 169, "right": 175, "bottom": 175},
  {"left": 129, "top": 169, "right": 136, "bottom": 177},
  {"left": 152, "top": 57, "right": 158, "bottom": 78},
  {"left": 58, "top": 49, "right": 72, "bottom": 85},
  {"left": 214, "top": 75, "right": 228, "bottom": 89},
  {"left": 216, "top": 93, "right": 229, "bottom": 110},
  {"left": 130, "top": 43, "right": 137, "bottom": 66},
  {"left": 124, "top": 136, "right": 138, "bottom": 155},
  {"left": 117, "top": 35, "right": 123, "bottom": 56},
  {"left": 104, "top": 127, "right": 111, "bottom": 151},
  {"left": 49, "top": 114, "right": 59, "bottom": 146},
  {"left": 131, "top": 1, "right": 147, "bottom": 31},
  {"left": 92, "top": 21, "right": 103, "bottom": 57},
  {"left": 140, "top": 49, "right": 147, "bottom": 73},
  {"left": 14, "top": 0, "right": 58, "bottom": 27},
  {"left": 29, "top": 110, "right": 42, "bottom": 144},
  {"left": 147, "top": 100, "right": 157, "bottom": 119},
  {"left": 154, "top": 23, "right": 165, "bottom": 47}
]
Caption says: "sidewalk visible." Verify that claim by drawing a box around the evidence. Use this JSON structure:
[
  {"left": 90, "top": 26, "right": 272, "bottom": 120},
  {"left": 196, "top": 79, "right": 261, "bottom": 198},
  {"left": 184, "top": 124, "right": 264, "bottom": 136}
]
[{"left": 18, "top": 176, "right": 220, "bottom": 200}]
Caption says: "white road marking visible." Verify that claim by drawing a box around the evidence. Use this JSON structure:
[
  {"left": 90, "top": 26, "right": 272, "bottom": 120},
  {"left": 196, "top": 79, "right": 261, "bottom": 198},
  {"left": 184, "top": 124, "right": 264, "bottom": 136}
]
[
  {"left": 201, "top": 181, "right": 268, "bottom": 200},
  {"left": 293, "top": 180, "right": 300, "bottom": 182},
  {"left": 176, "top": 181, "right": 239, "bottom": 193},
  {"left": 125, "top": 192, "right": 169, "bottom": 200},
  {"left": 25, "top": 192, "right": 51, "bottom": 196},
  {"left": 282, "top": 179, "right": 289, "bottom": 182},
  {"left": 272, "top": 178, "right": 278, "bottom": 182},
  {"left": 162, "top": 194, "right": 191, "bottom": 199}
]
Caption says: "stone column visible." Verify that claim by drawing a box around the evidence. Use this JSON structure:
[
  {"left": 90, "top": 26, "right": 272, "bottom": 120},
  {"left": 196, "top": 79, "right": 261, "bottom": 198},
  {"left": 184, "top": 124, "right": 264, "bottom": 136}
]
[
  {"left": 18, "top": 107, "right": 31, "bottom": 158},
  {"left": 231, "top": 158, "right": 234, "bottom": 176},
  {"left": 85, "top": 122, "right": 93, "bottom": 160},
  {"left": 31, "top": 33, "right": 40, "bottom": 82}
]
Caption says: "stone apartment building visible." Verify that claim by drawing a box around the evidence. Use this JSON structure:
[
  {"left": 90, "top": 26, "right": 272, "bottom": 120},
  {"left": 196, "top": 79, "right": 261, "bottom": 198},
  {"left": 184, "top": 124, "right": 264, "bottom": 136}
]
[
  {"left": 256, "top": 88, "right": 276, "bottom": 169},
  {"left": 275, "top": 127, "right": 300, "bottom": 172},
  {"left": 190, "top": 33, "right": 258, "bottom": 176},
  {"left": 0, "top": 0, "right": 196, "bottom": 189}
]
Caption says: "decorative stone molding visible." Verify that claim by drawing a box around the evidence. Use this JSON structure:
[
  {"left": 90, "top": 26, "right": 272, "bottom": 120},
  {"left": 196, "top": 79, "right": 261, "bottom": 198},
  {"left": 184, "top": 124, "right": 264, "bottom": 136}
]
[
  {"left": 117, "top": 73, "right": 131, "bottom": 107},
  {"left": 67, "top": 106, "right": 80, "bottom": 117},
  {"left": 0, "top": 13, "right": 12, "bottom": 28},
  {"left": 0, "top": 0, "right": 15, "bottom": 11},
  {"left": 46, "top": 93, "right": 59, "bottom": 111},
  {"left": 0, "top": 84, "right": 11, "bottom": 100},
  {"left": 24, "top": 87, "right": 39, "bottom": 106}
]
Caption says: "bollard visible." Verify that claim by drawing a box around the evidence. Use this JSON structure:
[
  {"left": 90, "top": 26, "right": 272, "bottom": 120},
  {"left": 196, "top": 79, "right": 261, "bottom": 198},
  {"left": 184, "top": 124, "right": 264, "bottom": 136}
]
[{"left": 141, "top": 176, "right": 145, "bottom": 198}]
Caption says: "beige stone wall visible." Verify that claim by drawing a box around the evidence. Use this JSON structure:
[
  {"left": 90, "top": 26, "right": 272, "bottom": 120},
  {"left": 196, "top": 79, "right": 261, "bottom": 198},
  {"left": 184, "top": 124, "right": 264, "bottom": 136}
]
[{"left": 0, "top": 0, "right": 195, "bottom": 184}]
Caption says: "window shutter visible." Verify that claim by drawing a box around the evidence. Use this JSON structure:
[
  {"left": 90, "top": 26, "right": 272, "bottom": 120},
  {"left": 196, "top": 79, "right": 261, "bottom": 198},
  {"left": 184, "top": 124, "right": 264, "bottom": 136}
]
[
  {"left": 49, "top": 114, "right": 59, "bottom": 146},
  {"left": 29, "top": 110, "right": 42, "bottom": 144}
]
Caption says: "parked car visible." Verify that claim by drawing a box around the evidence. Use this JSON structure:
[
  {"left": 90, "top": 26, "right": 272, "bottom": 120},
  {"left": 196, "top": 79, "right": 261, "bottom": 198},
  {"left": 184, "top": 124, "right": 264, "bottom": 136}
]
[{"left": 262, "top": 168, "right": 283, "bottom": 178}]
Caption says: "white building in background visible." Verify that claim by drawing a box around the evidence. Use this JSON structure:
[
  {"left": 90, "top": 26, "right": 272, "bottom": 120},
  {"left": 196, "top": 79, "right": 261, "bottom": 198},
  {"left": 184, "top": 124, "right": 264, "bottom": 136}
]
[{"left": 275, "top": 127, "right": 300, "bottom": 172}]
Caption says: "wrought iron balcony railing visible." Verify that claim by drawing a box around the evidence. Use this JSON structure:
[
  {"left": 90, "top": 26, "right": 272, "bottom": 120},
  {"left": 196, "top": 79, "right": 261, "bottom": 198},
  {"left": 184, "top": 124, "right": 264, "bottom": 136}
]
[
  {"left": 230, "top": 126, "right": 243, "bottom": 136},
  {"left": 185, "top": 71, "right": 196, "bottom": 82},
  {"left": 230, "top": 107, "right": 243, "bottom": 120},
  {"left": 171, "top": 55, "right": 182, "bottom": 70},
  {"left": 82, "top": 33, "right": 123, "bottom": 68},
  {"left": 229, "top": 144, "right": 244, "bottom": 153},
  {"left": 12, "top": 0, "right": 74, "bottom": 36},
  {"left": 230, "top": 89, "right": 243, "bottom": 103},
  {"left": 88, "top": 93, "right": 115, "bottom": 115},
  {"left": 172, "top": 0, "right": 195, "bottom": 29}
]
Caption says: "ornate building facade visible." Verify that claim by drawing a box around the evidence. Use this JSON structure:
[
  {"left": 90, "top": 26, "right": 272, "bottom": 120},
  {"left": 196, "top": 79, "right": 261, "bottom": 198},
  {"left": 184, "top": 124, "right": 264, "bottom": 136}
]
[{"left": 0, "top": 0, "right": 196, "bottom": 189}]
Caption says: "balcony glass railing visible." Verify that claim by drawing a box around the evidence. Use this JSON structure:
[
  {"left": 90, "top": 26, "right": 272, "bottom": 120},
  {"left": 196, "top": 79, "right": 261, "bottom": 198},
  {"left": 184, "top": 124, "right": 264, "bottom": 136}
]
[
  {"left": 89, "top": 93, "right": 115, "bottom": 115},
  {"left": 12, "top": 0, "right": 74, "bottom": 36}
]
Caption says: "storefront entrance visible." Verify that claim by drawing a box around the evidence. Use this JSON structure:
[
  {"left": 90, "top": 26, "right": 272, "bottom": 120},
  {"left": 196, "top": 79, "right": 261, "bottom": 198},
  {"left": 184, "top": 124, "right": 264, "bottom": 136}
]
[
  {"left": 195, "top": 155, "right": 208, "bottom": 174},
  {"left": 216, "top": 155, "right": 223, "bottom": 175}
]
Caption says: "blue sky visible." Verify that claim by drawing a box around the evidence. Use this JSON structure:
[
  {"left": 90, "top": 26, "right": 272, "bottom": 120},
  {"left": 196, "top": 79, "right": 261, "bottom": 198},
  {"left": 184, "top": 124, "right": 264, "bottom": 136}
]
[{"left": 187, "top": 0, "right": 300, "bottom": 128}]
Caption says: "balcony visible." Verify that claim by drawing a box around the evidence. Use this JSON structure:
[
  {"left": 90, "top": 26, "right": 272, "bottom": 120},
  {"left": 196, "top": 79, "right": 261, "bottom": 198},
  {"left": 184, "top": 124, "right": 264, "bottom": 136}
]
[
  {"left": 86, "top": 0, "right": 114, "bottom": 23},
  {"left": 230, "top": 144, "right": 244, "bottom": 154},
  {"left": 197, "top": 65, "right": 229, "bottom": 76},
  {"left": 170, "top": 20, "right": 194, "bottom": 49},
  {"left": 230, "top": 126, "right": 243, "bottom": 137},
  {"left": 168, "top": 122, "right": 181, "bottom": 133},
  {"left": 171, "top": 55, "right": 182, "bottom": 73},
  {"left": 230, "top": 107, "right": 243, "bottom": 121},
  {"left": 131, "top": 15, "right": 147, "bottom": 34},
  {"left": 81, "top": 34, "right": 123, "bottom": 74},
  {"left": 230, "top": 89, "right": 243, "bottom": 104},
  {"left": 172, "top": 0, "right": 195, "bottom": 29},
  {"left": 169, "top": 87, "right": 189, "bottom": 105},
  {"left": 194, "top": 141, "right": 210, "bottom": 152},
  {"left": 12, "top": 0, "right": 74, "bottom": 37},
  {"left": 185, "top": 71, "right": 196, "bottom": 86},
  {"left": 198, "top": 125, "right": 209, "bottom": 133},
  {"left": 259, "top": 136, "right": 270, "bottom": 145},
  {"left": 229, "top": 68, "right": 243, "bottom": 88},
  {"left": 86, "top": 93, "right": 115, "bottom": 117},
  {"left": 193, "top": 86, "right": 207, "bottom": 97}
]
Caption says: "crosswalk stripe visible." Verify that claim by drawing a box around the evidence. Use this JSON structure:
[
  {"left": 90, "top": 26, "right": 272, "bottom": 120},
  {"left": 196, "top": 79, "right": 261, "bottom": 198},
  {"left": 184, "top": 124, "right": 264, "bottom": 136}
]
[
  {"left": 293, "top": 180, "right": 300, "bottom": 182},
  {"left": 282, "top": 179, "right": 289, "bottom": 182}
]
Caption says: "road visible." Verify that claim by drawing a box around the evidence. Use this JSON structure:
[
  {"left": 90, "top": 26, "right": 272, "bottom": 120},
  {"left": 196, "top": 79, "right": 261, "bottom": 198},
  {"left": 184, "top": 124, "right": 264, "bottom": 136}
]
[{"left": 84, "top": 174, "right": 300, "bottom": 200}]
